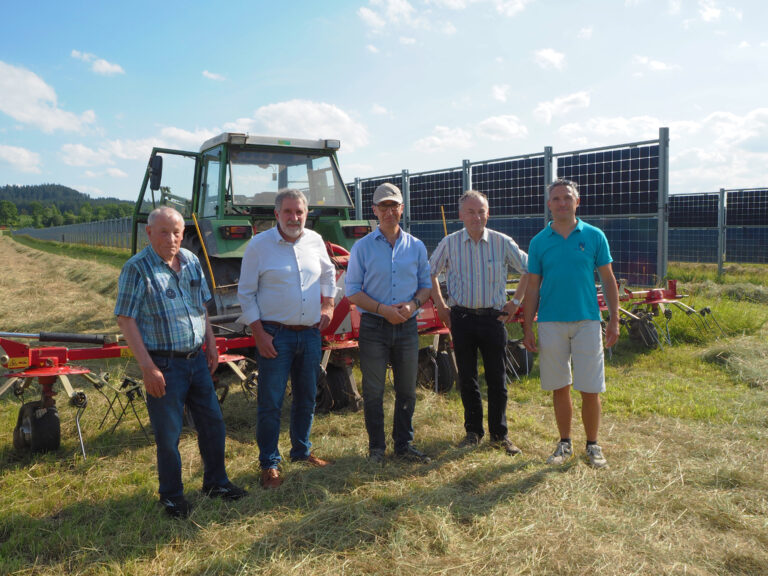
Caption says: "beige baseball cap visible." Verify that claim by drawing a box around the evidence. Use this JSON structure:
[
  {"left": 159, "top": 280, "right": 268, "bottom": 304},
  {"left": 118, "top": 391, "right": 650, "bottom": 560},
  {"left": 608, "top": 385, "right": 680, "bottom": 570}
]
[{"left": 372, "top": 182, "right": 403, "bottom": 204}]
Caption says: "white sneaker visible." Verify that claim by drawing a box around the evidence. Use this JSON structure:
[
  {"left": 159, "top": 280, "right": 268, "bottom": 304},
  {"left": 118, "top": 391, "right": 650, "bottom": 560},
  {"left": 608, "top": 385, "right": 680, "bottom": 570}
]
[
  {"left": 585, "top": 444, "right": 608, "bottom": 468},
  {"left": 546, "top": 441, "right": 573, "bottom": 465}
]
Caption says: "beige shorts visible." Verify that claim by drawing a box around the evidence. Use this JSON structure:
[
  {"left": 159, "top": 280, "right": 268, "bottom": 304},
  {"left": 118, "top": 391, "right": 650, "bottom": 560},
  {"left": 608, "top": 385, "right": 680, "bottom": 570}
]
[{"left": 538, "top": 321, "right": 605, "bottom": 393}]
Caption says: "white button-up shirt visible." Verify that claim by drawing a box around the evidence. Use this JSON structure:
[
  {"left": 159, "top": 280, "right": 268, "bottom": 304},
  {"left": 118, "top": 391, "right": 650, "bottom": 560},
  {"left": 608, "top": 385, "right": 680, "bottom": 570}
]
[{"left": 237, "top": 226, "right": 337, "bottom": 326}]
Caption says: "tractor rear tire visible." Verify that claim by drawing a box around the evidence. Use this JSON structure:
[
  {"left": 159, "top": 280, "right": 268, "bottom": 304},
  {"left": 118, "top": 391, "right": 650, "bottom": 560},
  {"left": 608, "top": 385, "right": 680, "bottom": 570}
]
[
  {"left": 417, "top": 348, "right": 455, "bottom": 393},
  {"left": 13, "top": 401, "right": 61, "bottom": 453}
]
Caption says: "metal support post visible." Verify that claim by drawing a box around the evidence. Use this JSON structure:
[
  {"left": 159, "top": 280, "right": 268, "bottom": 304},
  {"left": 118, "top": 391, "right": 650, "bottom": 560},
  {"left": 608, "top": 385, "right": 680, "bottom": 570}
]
[
  {"left": 657, "top": 127, "right": 670, "bottom": 283},
  {"left": 543, "top": 146, "right": 553, "bottom": 225},
  {"left": 717, "top": 188, "right": 726, "bottom": 276},
  {"left": 354, "top": 177, "right": 362, "bottom": 221},
  {"left": 462, "top": 159, "right": 471, "bottom": 192},
  {"left": 402, "top": 170, "right": 411, "bottom": 232}
]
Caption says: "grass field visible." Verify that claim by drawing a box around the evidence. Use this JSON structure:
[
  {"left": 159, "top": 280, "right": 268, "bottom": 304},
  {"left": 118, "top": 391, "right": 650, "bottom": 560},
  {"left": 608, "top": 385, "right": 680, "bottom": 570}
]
[{"left": 1, "top": 236, "right": 767, "bottom": 575}]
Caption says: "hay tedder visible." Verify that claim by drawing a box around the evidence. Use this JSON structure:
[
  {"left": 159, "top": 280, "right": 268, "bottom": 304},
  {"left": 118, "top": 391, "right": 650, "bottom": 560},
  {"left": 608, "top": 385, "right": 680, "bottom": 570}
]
[{"left": 598, "top": 279, "right": 725, "bottom": 349}]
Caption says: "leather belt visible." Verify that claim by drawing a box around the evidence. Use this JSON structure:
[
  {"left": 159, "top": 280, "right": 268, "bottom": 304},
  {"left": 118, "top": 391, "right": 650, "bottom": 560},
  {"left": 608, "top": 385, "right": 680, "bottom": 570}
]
[
  {"left": 262, "top": 320, "right": 317, "bottom": 332},
  {"left": 149, "top": 348, "right": 201, "bottom": 359},
  {"left": 451, "top": 306, "right": 502, "bottom": 317}
]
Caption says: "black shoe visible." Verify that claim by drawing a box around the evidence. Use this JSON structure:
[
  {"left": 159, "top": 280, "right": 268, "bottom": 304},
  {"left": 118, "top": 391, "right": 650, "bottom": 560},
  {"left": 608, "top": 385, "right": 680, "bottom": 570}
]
[
  {"left": 160, "top": 495, "right": 191, "bottom": 519},
  {"left": 395, "top": 444, "right": 431, "bottom": 463},
  {"left": 458, "top": 432, "right": 482, "bottom": 448},
  {"left": 202, "top": 481, "right": 248, "bottom": 501},
  {"left": 490, "top": 437, "right": 522, "bottom": 456},
  {"left": 368, "top": 448, "right": 386, "bottom": 464}
]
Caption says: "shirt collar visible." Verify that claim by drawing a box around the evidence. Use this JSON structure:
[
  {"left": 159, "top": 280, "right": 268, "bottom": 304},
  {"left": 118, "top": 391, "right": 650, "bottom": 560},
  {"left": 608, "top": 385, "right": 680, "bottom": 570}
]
[
  {"left": 546, "top": 218, "right": 583, "bottom": 235},
  {"left": 373, "top": 225, "right": 402, "bottom": 242},
  {"left": 461, "top": 227, "right": 489, "bottom": 244}
]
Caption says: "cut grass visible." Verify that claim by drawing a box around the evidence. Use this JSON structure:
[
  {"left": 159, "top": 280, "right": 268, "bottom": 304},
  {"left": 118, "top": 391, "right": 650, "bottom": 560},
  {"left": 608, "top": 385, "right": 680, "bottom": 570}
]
[
  {"left": 11, "top": 234, "right": 130, "bottom": 269},
  {"left": 1, "top": 240, "right": 767, "bottom": 575}
]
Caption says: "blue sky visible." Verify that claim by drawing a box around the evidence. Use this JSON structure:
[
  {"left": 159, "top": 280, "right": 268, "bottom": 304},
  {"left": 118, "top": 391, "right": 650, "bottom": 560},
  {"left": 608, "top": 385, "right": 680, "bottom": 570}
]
[{"left": 1, "top": 0, "right": 766, "bottom": 201}]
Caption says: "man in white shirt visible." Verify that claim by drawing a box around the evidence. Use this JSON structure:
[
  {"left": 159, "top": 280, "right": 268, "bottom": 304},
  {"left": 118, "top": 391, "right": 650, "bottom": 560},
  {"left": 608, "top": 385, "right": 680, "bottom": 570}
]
[{"left": 237, "top": 189, "right": 337, "bottom": 488}]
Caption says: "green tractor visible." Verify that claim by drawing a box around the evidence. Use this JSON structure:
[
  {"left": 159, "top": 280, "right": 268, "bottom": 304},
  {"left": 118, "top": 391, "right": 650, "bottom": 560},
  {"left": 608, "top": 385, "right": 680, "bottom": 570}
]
[{"left": 131, "top": 132, "right": 372, "bottom": 319}]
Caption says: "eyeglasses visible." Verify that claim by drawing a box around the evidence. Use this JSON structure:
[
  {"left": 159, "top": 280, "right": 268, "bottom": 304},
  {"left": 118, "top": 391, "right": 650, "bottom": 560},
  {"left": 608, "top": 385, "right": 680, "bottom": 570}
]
[{"left": 375, "top": 203, "right": 401, "bottom": 213}]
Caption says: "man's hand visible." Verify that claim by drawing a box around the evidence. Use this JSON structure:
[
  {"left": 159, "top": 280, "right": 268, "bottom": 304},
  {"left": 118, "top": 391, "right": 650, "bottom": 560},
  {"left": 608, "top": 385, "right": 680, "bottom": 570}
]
[
  {"left": 522, "top": 328, "right": 538, "bottom": 353},
  {"left": 383, "top": 303, "right": 410, "bottom": 325},
  {"left": 318, "top": 300, "right": 334, "bottom": 332},
  {"left": 605, "top": 318, "right": 620, "bottom": 348},
  {"left": 498, "top": 300, "right": 521, "bottom": 324},
  {"left": 142, "top": 364, "right": 167, "bottom": 398},
  {"left": 436, "top": 304, "right": 451, "bottom": 329},
  {"left": 205, "top": 344, "right": 219, "bottom": 375},
  {"left": 252, "top": 324, "right": 278, "bottom": 358}
]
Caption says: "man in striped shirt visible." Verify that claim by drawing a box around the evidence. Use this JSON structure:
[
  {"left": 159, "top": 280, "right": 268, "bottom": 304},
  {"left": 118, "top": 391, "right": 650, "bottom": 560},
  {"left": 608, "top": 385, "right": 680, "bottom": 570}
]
[{"left": 429, "top": 190, "right": 529, "bottom": 455}]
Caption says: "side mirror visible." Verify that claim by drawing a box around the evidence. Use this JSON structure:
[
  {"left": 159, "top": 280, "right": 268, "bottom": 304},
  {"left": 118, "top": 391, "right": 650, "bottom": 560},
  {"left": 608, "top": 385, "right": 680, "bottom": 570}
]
[{"left": 149, "top": 155, "right": 163, "bottom": 191}]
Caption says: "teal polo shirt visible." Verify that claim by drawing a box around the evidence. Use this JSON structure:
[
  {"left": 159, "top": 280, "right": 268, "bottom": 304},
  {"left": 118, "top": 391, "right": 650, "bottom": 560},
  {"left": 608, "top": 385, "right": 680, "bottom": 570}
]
[{"left": 527, "top": 219, "right": 612, "bottom": 322}]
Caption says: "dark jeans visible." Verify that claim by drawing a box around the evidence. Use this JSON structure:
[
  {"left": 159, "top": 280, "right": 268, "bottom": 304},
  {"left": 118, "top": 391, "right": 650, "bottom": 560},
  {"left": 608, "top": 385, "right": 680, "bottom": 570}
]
[
  {"left": 145, "top": 352, "right": 229, "bottom": 499},
  {"left": 255, "top": 324, "right": 321, "bottom": 469},
  {"left": 358, "top": 314, "right": 419, "bottom": 453},
  {"left": 450, "top": 309, "right": 509, "bottom": 440}
]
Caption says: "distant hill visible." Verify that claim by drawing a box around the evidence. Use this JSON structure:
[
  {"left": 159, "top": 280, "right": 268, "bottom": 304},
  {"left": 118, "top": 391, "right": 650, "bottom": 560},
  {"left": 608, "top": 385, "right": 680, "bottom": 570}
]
[{"left": 0, "top": 184, "right": 133, "bottom": 214}]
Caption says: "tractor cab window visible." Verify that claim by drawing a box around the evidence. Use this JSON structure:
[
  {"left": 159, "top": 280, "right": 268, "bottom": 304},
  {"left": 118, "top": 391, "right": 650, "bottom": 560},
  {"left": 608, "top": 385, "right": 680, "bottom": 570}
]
[
  {"left": 200, "top": 149, "right": 221, "bottom": 218},
  {"left": 227, "top": 149, "right": 352, "bottom": 210}
]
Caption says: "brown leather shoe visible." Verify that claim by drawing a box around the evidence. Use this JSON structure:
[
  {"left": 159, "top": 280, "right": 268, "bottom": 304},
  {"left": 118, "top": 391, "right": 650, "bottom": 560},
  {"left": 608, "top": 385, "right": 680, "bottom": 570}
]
[
  {"left": 301, "top": 453, "right": 332, "bottom": 467},
  {"left": 260, "top": 468, "right": 282, "bottom": 489}
]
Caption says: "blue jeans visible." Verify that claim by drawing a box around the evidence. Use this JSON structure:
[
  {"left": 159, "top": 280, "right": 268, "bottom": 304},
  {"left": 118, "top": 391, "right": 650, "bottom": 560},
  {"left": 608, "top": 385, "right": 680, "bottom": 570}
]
[
  {"left": 145, "top": 352, "right": 229, "bottom": 499},
  {"left": 358, "top": 314, "right": 419, "bottom": 453},
  {"left": 451, "top": 310, "right": 509, "bottom": 440},
  {"left": 255, "top": 324, "right": 321, "bottom": 469}
]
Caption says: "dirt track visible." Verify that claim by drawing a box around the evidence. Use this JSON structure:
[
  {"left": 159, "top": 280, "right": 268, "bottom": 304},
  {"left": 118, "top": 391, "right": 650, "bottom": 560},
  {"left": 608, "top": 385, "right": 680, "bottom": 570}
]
[{"left": 0, "top": 235, "right": 120, "bottom": 334}]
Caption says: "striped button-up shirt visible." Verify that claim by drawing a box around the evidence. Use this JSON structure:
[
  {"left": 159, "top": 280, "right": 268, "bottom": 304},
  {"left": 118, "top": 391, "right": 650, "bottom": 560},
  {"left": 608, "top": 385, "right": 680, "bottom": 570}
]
[
  {"left": 114, "top": 246, "right": 210, "bottom": 352},
  {"left": 429, "top": 227, "right": 528, "bottom": 310}
]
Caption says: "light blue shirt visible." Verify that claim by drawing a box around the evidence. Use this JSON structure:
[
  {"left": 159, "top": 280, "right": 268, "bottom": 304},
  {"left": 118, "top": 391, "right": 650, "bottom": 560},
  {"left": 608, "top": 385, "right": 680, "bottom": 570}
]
[
  {"left": 527, "top": 219, "right": 612, "bottom": 322},
  {"left": 345, "top": 226, "right": 431, "bottom": 318},
  {"left": 237, "top": 226, "right": 337, "bottom": 326}
]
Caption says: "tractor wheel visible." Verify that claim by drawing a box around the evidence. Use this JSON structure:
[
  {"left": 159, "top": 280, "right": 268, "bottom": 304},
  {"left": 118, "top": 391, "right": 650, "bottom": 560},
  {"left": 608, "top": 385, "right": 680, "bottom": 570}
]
[
  {"left": 628, "top": 315, "right": 659, "bottom": 349},
  {"left": 417, "top": 348, "right": 455, "bottom": 393},
  {"left": 13, "top": 401, "right": 61, "bottom": 453},
  {"left": 505, "top": 339, "right": 533, "bottom": 379}
]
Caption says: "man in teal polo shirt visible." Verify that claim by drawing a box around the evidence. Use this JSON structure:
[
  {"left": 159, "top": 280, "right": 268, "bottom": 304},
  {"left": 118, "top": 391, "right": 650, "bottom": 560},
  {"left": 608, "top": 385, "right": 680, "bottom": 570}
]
[{"left": 522, "top": 179, "right": 619, "bottom": 468}]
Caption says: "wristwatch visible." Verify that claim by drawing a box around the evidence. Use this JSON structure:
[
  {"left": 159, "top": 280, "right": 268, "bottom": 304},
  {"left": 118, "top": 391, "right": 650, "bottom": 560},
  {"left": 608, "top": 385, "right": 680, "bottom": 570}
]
[
  {"left": 511, "top": 298, "right": 521, "bottom": 306},
  {"left": 413, "top": 297, "right": 422, "bottom": 308}
]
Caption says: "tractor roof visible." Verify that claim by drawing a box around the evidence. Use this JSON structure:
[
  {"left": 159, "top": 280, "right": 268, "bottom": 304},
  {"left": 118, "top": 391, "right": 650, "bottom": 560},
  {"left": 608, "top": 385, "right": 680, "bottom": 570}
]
[{"left": 199, "top": 133, "right": 340, "bottom": 153}]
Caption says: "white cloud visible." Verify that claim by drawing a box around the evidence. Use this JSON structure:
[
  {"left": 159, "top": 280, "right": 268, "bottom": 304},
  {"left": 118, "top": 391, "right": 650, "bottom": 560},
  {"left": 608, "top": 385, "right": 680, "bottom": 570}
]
[
  {"left": 0, "top": 61, "right": 96, "bottom": 133},
  {"left": 358, "top": 6, "right": 386, "bottom": 29},
  {"left": 371, "top": 104, "right": 389, "bottom": 115},
  {"left": 412, "top": 125, "right": 474, "bottom": 153},
  {"left": 493, "top": 0, "right": 534, "bottom": 18},
  {"left": 84, "top": 167, "right": 129, "bottom": 178},
  {"left": 427, "top": 0, "right": 469, "bottom": 8},
  {"left": 0, "top": 144, "right": 41, "bottom": 173},
  {"left": 400, "top": 36, "right": 417, "bottom": 44},
  {"left": 698, "top": 0, "right": 721, "bottom": 21},
  {"left": 203, "top": 70, "right": 226, "bottom": 81},
  {"left": 159, "top": 126, "right": 219, "bottom": 148},
  {"left": 557, "top": 115, "right": 660, "bottom": 141},
  {"left": 223, "top": 100, "right": 369, "bottom": 152},
  {"left": 71, "top": 49, "right": 124, "bottom": 76},
  {"left": 534, "top": 48, "right": 565, "bottom": 70},
  {"left": 492, "top": 84, "right": 510, "bottom": 102},
  {"left": 367, "top": 44, "right": 380, "bottom": 53},
  {"left": 102, "top": 138, "right": 157, "bottom": 161},
  {"left": 634, "top": 55, "right": 680, "bottom": 71},
  {"left": 534, "top": 91, "right": 590, "bottom": 124},
  {"left": 61, "top": 143, "right": 107, "bottom": 167},
  {"left": 441, "top": 21, "right": 457, "bottom": 34},
  {"left": 738, "top": 41, "right": 750, "bottom": 49},
  {"left": 668, "top": 0, "right": 681, "bottom": 14},
  {"left": 476, "top": 115, "right": 528, "bottom": 141},
  {"left": 577, "top": 27, "right": 593, "bottom": 39},
  {"left": 378, "top": 0, "right": 418, "bottom": 25}
]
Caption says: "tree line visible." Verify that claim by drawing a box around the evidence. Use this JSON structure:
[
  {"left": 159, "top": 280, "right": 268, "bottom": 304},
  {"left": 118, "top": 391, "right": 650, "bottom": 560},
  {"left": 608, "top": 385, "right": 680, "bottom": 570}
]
[{"left": 0, "top": 184, "right": 134, "bottom": 228}]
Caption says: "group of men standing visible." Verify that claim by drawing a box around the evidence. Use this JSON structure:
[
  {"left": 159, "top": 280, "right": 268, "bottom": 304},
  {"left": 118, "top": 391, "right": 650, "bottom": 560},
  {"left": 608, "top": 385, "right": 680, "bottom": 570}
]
[{"left": 115, "top": 177, "right": 619, "bottom": 519}]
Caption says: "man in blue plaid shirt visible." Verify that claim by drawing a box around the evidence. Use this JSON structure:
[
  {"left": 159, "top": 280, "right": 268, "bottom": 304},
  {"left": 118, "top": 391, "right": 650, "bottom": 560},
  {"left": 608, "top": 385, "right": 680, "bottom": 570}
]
[{"left": 116, "top": 206, "right": 246, "bottom": 518}]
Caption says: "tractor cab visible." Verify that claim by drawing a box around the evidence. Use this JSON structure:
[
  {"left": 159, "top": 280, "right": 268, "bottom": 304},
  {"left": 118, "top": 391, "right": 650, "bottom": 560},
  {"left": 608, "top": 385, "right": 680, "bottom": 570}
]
[{"left": 132, "top": 132, "right": 372, "bottom": 317}]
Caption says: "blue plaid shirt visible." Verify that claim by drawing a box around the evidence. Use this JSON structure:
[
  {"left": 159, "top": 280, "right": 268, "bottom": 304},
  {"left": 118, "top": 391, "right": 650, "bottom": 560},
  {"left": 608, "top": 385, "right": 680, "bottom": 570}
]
[{"left": 114, "top": 246, "right": 211, "bottom": 352}]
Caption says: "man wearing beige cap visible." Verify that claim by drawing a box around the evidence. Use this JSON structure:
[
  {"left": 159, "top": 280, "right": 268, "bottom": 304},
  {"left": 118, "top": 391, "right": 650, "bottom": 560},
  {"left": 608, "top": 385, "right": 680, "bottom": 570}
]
[{"left": 346, "top": 183, "right": 433, "bottom": 464}]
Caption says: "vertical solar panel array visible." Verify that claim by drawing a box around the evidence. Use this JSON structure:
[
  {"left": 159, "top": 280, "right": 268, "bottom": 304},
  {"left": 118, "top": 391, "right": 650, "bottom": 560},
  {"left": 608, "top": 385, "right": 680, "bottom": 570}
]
[
  {"left": 555, "top": 144, "right": 661, "bottom": 286},
  {"left": 726, "top": 188, "right": 768, "bottom": 263},
  {"left": 667, "top": 193, "right": 719, "bottom": 263},
  {"left": 408, "top": 168, "right": 464, "bottom": 252}
]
